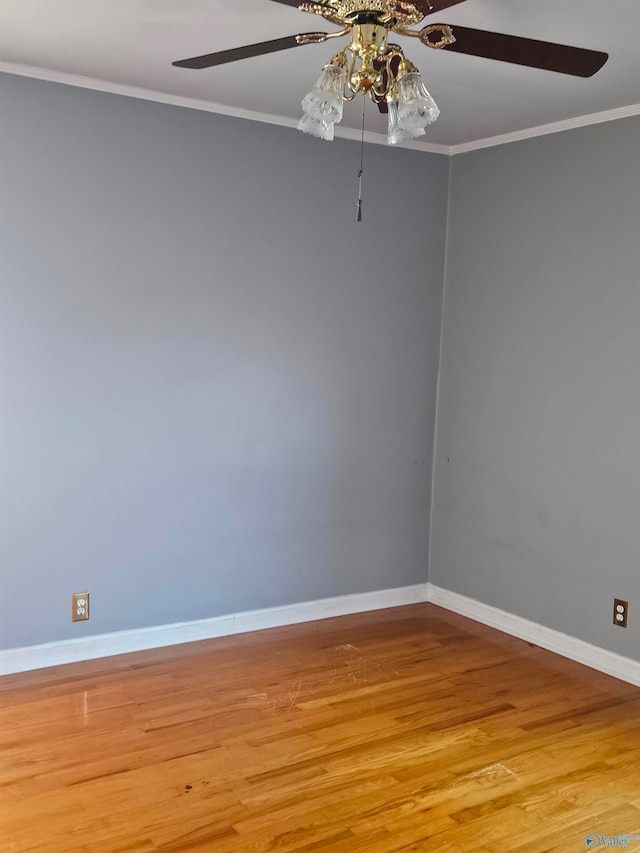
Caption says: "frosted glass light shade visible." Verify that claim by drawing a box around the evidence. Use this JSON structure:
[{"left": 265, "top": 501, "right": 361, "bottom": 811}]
[
  {"left": 387, "top": 99, "right": 427, "bottom": 145},
  {"left": 396, "top": 71, "right": 439, "bottom": 131},
  {"left": 301, "top": 64, "right": 347, "bottom": 124},
  {"left": 297, "top": 112, "right": 335, "bottom": 141}
]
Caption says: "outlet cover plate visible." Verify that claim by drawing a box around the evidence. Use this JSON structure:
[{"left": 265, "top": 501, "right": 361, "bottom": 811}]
[
  {"left": 613, "top": 598, "right": 628, "bottom": 628},
  {"left": 72, "top": 592, "right": 90, "bottom": 622}
]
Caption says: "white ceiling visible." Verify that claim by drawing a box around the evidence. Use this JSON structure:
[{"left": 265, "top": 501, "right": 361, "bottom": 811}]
[{"left": 1, "top": 0, "right": 639, "bottom": 151}]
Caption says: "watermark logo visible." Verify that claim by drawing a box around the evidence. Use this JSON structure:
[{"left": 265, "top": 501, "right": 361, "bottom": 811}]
[{"left": 586, "top": 835, "right": 640, "bottom": 849}]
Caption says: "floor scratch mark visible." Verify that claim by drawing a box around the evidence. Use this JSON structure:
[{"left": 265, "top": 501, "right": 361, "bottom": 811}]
[
  {"left": 288, "top": 673, "right": 304, "bottom": 708},
  {"left": 466, "top": 762, "right": 523, "bottom": 782},
  {"left": 335, "top": 643, "right": 400, "bottom": 680}
]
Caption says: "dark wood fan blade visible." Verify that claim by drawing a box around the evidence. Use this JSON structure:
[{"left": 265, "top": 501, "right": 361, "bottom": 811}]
[
  {"left": 173, "top": 34, "right": 322, "bottom": 69},
  {"left": 435, "top": 25, "right": 608, "bottom": 77},
  {"left": 377, "top": 99, "right": 389, "bottom": 114},
  {"left": 413, "top": 0, "right": 469, "bottom": 16}
]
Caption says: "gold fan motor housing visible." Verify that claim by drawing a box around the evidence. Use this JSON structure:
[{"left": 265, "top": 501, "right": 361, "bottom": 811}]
[{"left": 299, "top": 1, "right": 425, "bottom": 30}]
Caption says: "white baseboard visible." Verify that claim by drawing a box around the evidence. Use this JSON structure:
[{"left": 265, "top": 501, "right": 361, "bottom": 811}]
[
  {"left": 3, "top": 582, "right": 638, "bottom": 686},
  {"left": 0, "top": 584, "right": 427, "bottom": 676},
  {"left": 426, "top": 583, "right": 640, "bottom": 687}
]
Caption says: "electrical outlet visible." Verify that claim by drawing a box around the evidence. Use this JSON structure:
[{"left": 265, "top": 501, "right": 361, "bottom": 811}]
[
  {"left": 613, "top": 598, "right": 628, "bottom": 628},
  {"left": 72, "top": 592, "right": 90, "bottom": 622}
]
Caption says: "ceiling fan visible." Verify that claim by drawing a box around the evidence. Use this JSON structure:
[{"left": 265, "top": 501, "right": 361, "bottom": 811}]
[{"left": 172, "top": 0, "right": 608, "bottom": 144}]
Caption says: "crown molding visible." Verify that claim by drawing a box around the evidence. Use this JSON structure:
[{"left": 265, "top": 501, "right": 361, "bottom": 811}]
[
  {"left": 0, "top": 61, "right": 449, "bottom": 154},
  {"left": 333, "top": 123, "right": 447, "bottom": 153},
  {"left": 1, "top": 62, "right": 638, "bottom": 157},
  {"left": 449, "top": 104, "right": 640, "bottom": 155}
]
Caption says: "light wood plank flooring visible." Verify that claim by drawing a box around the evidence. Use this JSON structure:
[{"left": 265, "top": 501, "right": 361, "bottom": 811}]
[{"left": 1, "top": 603, "right": 639, "bottom": 852}]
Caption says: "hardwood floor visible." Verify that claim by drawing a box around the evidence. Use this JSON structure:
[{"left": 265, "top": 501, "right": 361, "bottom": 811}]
[{"left": 1, "top": 603, "right": 639, "bottom": 853}]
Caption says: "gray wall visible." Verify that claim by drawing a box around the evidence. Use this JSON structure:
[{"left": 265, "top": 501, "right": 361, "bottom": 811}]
[
  {"left": 0, "top": 74, "right": 449, "bottom": 649},
  {"left": 4, "top": 73, "right": 636, "bottom": 661},
  {"left": 431, "top": 117, "right": 640, "bottom": 659}
]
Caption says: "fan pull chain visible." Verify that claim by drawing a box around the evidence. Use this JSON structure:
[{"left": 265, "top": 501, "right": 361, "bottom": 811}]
[{"left": 356, "top": 94, "right": 366, "bottom": 222}]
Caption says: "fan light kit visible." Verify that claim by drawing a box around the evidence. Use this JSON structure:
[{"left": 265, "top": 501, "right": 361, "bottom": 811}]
[
  {"left": 295, "top": 20, "right": 448, "bottom": 143},
  {"left": 173, "top": 0, "right": 608, "bottom": 145},
  {"left": 173, "top": 0, "right": 608, "bottom": 216}
]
